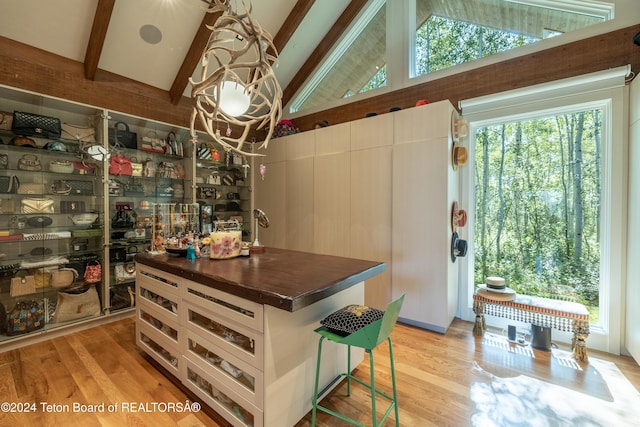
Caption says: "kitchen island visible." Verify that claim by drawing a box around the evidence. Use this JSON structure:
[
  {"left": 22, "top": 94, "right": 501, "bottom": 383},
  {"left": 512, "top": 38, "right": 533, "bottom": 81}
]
[{"left": 135, "top": 248, "right": 385, "bottom": 427}]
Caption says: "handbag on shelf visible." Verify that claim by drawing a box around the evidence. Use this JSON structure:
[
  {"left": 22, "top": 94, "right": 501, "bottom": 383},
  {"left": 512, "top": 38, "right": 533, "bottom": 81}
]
[
  {"left": 143, "top": 158, "right": 156, "bottom": 177},
  {"left": 51, "top": 180, "right": 72, "bottom": 195},
  {"left": 0, "top": 176, "right": 20, "bottom": 194},
  {"left": 17, "top": 154, "right": 42, "bottom": 171},
  {"left": 71, "top": 239, "right": 88, "bottom": 251},
  {"left": 108, "top": 179, "right": 123, "bottom": 196},
  {"left": 108, "top": 121, "right": 137, "bottom": 149},
  {"left": 110, "top": 285, "right": 135, "bottom": 311},
  {"left": 49, "top": 160, "right": 74, "bottom": 174},
  {"left": 50, "top": 267, "right": 78, "bottom": 288},
  {"left": 26, "top": 215, "right": 53, "bottom": 227},
  {"left": 10, "top": 136, "right": 37, "bottom": 148},
  {"left": 53, "top": 284, "right": 101, "bottom": 323},
  {"left": 141, "top": 131, "right": 165, "bottom": 153},
  {"left": 72, "top": 161, "right": 97, "bottom": 175},
  {"left": 12, "top": 111, "right": 62, "bottom": 139},
  {"left": 6, "top": 300, "right": 45, "bottom": 335},
  {"left": 21, "top": 198, "right": 55, "bottom": 214},
  {"left": 124, "top": 181, "right": 145, "bottom": 196},
  {"left": 0, "top": 153, "right": 8, "bottom": 169},
  {"left": 61, "top": 123, "right": 96, "bottom": 143},
  {"left": 111, "top": 208, "right": 135, "bottom": 228},
  {"left": 130, "top": 157, "right": 143, "bottom": 177},
  {"left": 17, "top": 182, "right": 45, "bottom": 195},
  {"left": 156, "top": 161, "right": 178, "bottom": 179},
  {"left": 110, "top": 247, "right": 127, "bottom": 263},
  {"left": 0, "top": 111, "right": 13, "bottom": 130},
  {"left": 164, "top": 131, "right": 183, "bottom": 156},
  {"left": 109, "top": 153, "right": 133, "bottom": 176},
  {"left": 60, "top": 200, "right": 85, "bottom": 214},
  {"left": 10, "top": 273, "right": 36, "bottom": 296},
  {"left": 114, "top": 262, "right": 136, "bottom": 283},
  {"left": 33, "top": 268, "right": 52, "bottom": 289},
  {"left": 83, "top": 260, "right": 102, "bottom": 283},
  {"left": 66, "top": 180, "right": 94, "bottom": 196}
]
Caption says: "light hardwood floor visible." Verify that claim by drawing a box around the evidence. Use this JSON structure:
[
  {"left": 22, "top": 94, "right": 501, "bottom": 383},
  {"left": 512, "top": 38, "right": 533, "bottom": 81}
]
[{"left": 0, "top": 317, "right": 639, "bottom": 426}]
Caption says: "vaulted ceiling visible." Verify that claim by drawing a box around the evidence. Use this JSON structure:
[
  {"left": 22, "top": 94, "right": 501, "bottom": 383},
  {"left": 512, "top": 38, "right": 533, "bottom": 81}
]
[{"left": 0, "top": 0, "right": 364, "bottom": 112}]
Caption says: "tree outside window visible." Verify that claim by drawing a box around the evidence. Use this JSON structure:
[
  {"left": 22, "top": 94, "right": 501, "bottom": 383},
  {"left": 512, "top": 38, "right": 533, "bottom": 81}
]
[{"left": 474, "top": 109, "right": 602, "bottom": 321}]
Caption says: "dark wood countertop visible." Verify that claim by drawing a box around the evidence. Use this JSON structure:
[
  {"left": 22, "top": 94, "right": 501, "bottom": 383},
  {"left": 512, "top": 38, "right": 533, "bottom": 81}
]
[{"left": 135, "top": 248, "right": 385, "bottom": 312}]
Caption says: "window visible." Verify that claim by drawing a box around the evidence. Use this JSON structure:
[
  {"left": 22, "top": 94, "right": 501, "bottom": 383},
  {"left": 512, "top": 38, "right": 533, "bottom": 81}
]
[
  {"left": 289, "top": 0, "right": 386, "bottom": 113},
  {"left": 460, "top": 66, "right": 629, "bottom": 351},
  {"left": 414, "top": 0, "right": 609, "bottom": 78},
  {"left": 474, "top": 108, "right": 602, "bottom": 320}
]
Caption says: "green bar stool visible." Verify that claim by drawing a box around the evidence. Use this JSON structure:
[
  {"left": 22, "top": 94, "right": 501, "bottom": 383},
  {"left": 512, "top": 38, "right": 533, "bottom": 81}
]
[{"left": 311, "top": 294, "right": 405, "bottom": 427}]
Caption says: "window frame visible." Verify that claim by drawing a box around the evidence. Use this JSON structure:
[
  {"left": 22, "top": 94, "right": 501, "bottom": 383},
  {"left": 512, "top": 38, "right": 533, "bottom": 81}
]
[{"left": 459, "top": 66, "right": 629, "bottom": 354}]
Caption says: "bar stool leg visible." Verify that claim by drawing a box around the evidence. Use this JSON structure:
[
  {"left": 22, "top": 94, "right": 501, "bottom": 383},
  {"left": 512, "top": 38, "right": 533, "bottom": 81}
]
[
  {"left": 368, "top": 348, "right": 377, "bottom": 426},
  {"left": 388, "top": 337, "right": 399, "bottom": 427},
  {"left": 346, "top": 344, "right": 352, "bottom": 396},
  {"left": 311, "top": 336, "right": 325, "bottom": 427}
]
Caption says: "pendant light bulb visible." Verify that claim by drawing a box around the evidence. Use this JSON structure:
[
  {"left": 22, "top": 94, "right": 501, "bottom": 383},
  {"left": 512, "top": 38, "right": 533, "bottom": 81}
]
[{"left": 218, "top": 81, "right": 250, "bottom": 117}]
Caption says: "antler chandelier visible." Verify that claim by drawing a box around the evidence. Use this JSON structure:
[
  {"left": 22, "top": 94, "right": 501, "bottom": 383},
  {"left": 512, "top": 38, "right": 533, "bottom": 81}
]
[{"left": 190, "top": 0, "right": 282, "bottom": 156}]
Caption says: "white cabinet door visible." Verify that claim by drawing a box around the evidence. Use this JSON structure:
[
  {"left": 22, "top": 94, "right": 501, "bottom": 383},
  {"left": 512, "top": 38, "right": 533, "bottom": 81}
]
[
  {"left": 350, "top": 146, "right": 392, "bottom": 308},
  {"left": 391, "top": 136, "right": 459, "bottom": 333}
]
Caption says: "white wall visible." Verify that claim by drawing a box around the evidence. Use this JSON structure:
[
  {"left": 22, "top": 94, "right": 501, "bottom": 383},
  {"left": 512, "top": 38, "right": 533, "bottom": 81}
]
[{"left": 626, "top": 76, "right": 640, "bottom": 363}]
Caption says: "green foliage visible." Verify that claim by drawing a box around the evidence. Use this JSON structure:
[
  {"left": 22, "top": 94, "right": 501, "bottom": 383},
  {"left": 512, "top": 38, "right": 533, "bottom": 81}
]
[
  {"left": 416, "top": 15, "right": 538, "bottom": 76},
  {"left": 475, "top": 110, "right": 602, "bottom": 318}
]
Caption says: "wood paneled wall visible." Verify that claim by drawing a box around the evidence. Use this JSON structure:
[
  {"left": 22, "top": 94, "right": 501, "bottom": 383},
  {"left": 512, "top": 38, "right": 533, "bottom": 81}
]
[{"left": 1, "top": 23, "right": 639, "bottom": 134}]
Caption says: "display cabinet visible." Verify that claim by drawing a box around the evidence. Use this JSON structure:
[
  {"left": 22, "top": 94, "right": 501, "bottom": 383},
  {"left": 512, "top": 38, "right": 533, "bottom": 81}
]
[
  {"left": 0, "top": 82, "right": 259, "bottom": 348},
  {"left": 0, "top": 85, "right": 105, "bottom": 343},
  {"left": 105, "top": 112, "right": 194, "bottom": 314},
  {"left": 194, "top": 140, "right": 252, "bottom": 241}
]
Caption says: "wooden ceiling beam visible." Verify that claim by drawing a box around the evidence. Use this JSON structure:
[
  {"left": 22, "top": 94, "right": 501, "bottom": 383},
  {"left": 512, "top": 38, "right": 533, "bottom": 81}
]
[
  {"left": 84, "top": 0, "right": 115, "bottom": 80},
  {"left": 169, "top": 7, "right": 223, "bottom": 105},
  {"left": 282, "top": 0, "right": 369, "bottom": 107},
  {"left": 272, "top": 0, "right": 316, "bottom": 54}
]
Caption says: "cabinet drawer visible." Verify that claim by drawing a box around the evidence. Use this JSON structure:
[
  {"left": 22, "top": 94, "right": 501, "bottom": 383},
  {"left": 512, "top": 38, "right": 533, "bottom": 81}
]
[
  {"left": 184, "top": 357, "right": 263, "bottom": 427},
  {"left": 136, "top": 322, "right": 180, "bottom": 376},
  {"left": 182, "top": 279, "right": 263, "bottom": 333},
  {"left": 138, "top": 299, "right": 179, "bottom": 345},
  {"left": 136, "top": 264, "right": 182, "bottom": 293},
  {"left": 138, "top": 276, "right": 180, "bottom": 322},
  {"left": 184, "top": 301, "right": 263, "bottom": 370},
  {"left": 185, "top": 329, "right": 263, "bottom": 408}
]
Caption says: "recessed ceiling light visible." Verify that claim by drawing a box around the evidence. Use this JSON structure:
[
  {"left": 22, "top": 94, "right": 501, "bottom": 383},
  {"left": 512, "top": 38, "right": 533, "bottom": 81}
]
[{"left": 140, "top": 24, "right": 162, "bottom": 44}]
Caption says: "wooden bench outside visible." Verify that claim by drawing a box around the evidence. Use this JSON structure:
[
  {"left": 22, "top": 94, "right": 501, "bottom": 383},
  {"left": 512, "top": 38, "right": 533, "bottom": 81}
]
[{"left": 472, "top": 292, "right": 590, "bottom": 362}]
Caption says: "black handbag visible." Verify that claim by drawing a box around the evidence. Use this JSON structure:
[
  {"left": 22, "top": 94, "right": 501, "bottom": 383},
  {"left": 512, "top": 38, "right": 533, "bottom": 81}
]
[
  {"left": 0, "top": 176, "right": 19, "bottom": 194},
  {"left": 67, "top": 180, "right": 94, "bottom": 196},
  {"left": 12, "top": 111, "right": 62, "bottom": 139},
  {"left": 124, "top": 182, "right": 145, "bottom": 196},
  {"left": 111, "top": 209, "right": 135, "bottom": 229},
  {"left": 60, "top": 200, "right": 86, "bottom": 213},
  {"left": 110, "top": 246, "right": 127, "bottom": 262},
  {"left": 108, "top": 121, "right": 138, "bottom": 149}
]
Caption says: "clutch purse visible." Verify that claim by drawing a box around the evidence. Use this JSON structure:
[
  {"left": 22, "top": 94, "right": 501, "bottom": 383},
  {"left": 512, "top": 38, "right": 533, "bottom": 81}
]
[
  {"left": 12, "top": 111, "right": 62, "bottom": 139},
  {"left": 10, "top": 274, "right": 36, "bottom": 297},
  {"left": 61, "top": 123, "right": 96, "bottom": 142},
  {"left": 17, "top": 182, "right": 46, "bottom": 195},
  {"left": 21, "top": 198, "right": 55, "bottom": 214}
]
